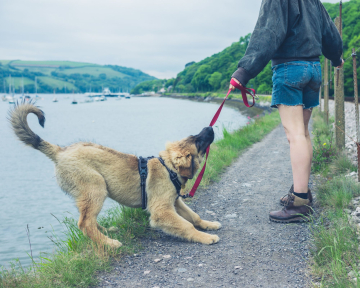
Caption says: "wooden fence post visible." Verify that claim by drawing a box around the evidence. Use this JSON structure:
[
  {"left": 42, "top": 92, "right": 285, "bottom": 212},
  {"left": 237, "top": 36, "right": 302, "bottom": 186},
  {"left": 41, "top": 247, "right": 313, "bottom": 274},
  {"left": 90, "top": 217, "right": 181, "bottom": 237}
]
[
  {"left": 353, "top": 48, "right": 360, "bottom": 182},
  {"left": 324, "top": 59, "right": 329, "bottom": 123},
  {"left": 319, "top": 85, "right": 322, "bottom": 112},
  {"left": 334, "top": 16, "right": 345, "bottom": 150}
]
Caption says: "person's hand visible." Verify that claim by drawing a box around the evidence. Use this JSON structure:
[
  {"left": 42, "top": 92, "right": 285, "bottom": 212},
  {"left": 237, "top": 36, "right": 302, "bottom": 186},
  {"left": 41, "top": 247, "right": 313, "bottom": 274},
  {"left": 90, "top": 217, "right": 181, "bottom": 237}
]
[
  {"left": 337, "top": 59, "right": 344, "bottom": 69},
  {"left": 229, "top": 78, "right": 242, "bottom": 91}
]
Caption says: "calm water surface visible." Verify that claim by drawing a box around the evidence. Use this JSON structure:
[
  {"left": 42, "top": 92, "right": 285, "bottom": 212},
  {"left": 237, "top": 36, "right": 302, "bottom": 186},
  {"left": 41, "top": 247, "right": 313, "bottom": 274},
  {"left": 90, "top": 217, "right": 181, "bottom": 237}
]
[{"left": 0, "top": 94, "right": 247, "bottom": 268}]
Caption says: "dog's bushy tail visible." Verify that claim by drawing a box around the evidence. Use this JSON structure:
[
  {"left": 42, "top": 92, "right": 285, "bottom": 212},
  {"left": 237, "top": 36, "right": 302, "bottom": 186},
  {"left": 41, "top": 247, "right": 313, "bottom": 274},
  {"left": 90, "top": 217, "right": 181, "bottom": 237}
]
[{"left": 9, "top": 100, "right": 61, "bottom": 162}]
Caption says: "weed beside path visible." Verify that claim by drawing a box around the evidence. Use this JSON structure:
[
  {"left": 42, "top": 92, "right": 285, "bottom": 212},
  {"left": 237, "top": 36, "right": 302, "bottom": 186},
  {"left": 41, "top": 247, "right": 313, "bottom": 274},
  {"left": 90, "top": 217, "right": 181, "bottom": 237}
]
[{"left": 309, "top": 109, "right": 360, "bottom": 287}]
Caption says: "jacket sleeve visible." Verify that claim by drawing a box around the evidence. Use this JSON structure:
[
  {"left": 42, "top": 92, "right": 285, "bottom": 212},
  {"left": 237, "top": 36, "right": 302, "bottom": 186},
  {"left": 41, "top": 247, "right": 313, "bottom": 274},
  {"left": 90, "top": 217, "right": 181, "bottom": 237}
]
[
  {"left": 320, "top": 4, "right": 343, "bottom": 67},
  {"left": 232, "top": 0, "right": 288, "bottom": 86}
]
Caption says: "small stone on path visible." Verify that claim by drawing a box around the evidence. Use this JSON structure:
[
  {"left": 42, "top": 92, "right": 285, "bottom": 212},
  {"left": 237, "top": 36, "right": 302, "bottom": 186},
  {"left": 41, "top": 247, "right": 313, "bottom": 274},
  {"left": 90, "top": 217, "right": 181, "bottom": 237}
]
[
  {"left": 178, "top": 268, "right": 187, "bottom": 273},
  {"left": 225, "top": 213, "right": 237, "bottom": 218},
  {"left": 242, "top": 183, "right": 252, "bottom": 187},
  {"left": 144, "top": 270, "right": 150, "bottom": 275}
]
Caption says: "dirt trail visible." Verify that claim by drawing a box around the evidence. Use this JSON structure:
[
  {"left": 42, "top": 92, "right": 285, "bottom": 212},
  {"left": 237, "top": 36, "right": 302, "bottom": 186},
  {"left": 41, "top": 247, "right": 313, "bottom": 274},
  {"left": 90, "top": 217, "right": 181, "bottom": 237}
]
[{"left": 96, "top": 124, "right": 311, "bottom": 288}]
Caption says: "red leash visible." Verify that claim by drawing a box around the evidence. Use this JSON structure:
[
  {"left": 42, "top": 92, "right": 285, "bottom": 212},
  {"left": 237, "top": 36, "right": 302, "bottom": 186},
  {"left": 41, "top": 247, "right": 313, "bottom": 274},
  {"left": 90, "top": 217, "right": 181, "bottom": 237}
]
[{"left": 186, "top": 79, "right": 256, "bottom": 198}]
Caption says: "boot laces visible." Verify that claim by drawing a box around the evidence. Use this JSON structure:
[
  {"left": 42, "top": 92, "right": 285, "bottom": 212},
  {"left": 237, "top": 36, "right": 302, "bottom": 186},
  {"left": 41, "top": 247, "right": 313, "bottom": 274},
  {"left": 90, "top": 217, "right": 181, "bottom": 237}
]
[
  {"left": 282, "top": 192, "right": 294, "bottom": 210},
  {"left": 281, "top": 185, "right": 294, "bottom": 203}
]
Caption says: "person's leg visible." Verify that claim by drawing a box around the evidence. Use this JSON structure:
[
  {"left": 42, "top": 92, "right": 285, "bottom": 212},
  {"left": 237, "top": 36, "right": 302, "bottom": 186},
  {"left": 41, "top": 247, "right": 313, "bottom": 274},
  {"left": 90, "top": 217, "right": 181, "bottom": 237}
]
[
  {"left": 278, "top": 105, "right": 309, "bottom": 194},
  {"left": 303, "top": 108, "right": 313, "bottom": 180}
]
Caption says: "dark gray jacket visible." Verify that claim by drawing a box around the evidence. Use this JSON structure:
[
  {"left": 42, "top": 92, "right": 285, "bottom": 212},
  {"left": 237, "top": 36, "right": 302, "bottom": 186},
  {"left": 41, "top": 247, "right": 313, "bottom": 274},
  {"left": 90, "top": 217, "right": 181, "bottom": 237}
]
[{"left": 232, "top": 0, "right": 343, "bottom": 86}]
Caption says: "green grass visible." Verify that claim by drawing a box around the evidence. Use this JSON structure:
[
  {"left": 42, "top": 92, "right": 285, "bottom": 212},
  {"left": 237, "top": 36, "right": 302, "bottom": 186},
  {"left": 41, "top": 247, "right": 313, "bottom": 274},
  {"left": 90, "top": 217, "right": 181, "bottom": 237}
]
[
  {"left": 309, "top": 107, "right": 360, "bottom": 287},
  {"left": 16, "top": 67, "right": 55, "bottom": 76},
  {"left": 311, "top": 109, "right": 337, "bottom": 173},
  {"left": 37, "top": 76, "right": 77, "bottom": 91},
  {"left": 4, "top": 77, "right": 34, "bottom": 89},
  {"left": 8, "top": 60, "right": 98, "bottom": 68},
  {"left": 0, "top": 110, "right": 281, "bottom": 287},
  {"left": 0, "top": 60, "right": 13, "bottom": 66},
  {"left": 59, "top": 67, "right": 126, "bottom": 78}
]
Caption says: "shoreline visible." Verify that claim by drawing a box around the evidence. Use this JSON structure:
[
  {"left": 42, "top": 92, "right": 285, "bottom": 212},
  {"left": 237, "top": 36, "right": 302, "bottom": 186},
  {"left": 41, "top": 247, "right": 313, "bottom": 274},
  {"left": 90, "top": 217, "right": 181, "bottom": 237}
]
[{"left": 162, "top": 93, "right": 272, "bottom": 118}]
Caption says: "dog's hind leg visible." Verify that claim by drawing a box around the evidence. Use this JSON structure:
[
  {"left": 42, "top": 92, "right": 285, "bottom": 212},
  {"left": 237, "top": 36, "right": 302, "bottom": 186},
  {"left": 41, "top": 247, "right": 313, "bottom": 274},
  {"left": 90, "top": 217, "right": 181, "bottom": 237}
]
[
  {"left": 175, "top": 198, "right": 221, "bottom": 231},
  {"left": 149, "top": 205, "right": 220, "bottom": 245},
  {"left": 76, "top": 179, "right": 122, "bottom": 249}
]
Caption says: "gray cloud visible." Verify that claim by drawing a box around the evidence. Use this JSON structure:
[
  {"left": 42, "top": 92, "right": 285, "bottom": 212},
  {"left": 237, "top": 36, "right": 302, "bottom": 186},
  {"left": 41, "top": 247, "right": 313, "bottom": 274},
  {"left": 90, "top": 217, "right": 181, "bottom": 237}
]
[{"left": 0, "top": 0, "right": 347, "bottom": 78}]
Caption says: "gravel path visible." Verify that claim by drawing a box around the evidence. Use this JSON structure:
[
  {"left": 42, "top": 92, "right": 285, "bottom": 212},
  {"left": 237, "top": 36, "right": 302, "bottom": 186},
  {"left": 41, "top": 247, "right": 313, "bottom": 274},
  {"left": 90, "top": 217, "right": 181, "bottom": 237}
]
[{"left": 95, "top": 124, "right": 311, "bottom": 288}]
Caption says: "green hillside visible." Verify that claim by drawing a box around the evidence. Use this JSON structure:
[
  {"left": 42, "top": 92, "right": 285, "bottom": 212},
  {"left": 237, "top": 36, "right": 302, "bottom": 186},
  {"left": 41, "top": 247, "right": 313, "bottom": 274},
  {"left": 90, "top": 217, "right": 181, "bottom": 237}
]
[
  {"left": 0, "top": 60, "right": 156, "bottom": 93},
  {"left": 132, "top": 0, "right": 360, "bottom": 97}
]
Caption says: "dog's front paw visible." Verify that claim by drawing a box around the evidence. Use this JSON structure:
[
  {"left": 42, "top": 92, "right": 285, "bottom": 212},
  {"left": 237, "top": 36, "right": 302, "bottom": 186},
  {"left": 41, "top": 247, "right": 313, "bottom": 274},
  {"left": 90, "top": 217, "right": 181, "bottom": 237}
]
[
  {"left": 198, "top": 220, "right": 222, "bottom": 231},
  {"left": 108, "top": 239, "right": 123, "bottom": 249},
  {"left": 108, "top": 226, "right": 119, "bottom": 232},
  {"left": 200, "top": 234, "right": 220, "bottom": 245}
]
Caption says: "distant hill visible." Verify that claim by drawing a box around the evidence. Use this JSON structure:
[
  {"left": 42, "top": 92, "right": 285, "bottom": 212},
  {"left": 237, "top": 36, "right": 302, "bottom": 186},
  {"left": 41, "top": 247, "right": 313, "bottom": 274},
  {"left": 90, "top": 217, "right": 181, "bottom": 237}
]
[
  {"left": 0, "top": 60, "right": 156, "bottom": 93},
  {"left": 133, "top": 0, "right": 360, "bottom": 96}
]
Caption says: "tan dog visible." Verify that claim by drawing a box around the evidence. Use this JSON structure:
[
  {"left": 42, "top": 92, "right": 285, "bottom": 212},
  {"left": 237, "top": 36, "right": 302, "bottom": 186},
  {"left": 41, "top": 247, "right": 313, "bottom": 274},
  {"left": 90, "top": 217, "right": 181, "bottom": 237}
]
[{"left": 9, "top": 102, "right": 221, "bottom": 248}]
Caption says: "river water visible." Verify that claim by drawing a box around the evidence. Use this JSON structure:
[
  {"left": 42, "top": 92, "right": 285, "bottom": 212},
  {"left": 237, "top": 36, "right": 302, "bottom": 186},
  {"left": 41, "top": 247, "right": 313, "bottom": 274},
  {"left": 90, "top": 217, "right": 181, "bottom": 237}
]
[{"left": 0, "top": 94, "right": 249, "bottom": 268}]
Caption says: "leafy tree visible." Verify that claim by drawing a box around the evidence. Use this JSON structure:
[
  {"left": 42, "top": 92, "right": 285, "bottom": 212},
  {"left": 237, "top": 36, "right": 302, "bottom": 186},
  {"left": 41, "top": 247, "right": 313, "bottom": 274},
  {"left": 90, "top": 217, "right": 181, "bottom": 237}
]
[
  {"left": 208, "top": 72, "right": 222, "bottom": 90},
  {"left": 191, "top": 64, "right": 212, "bottom": 91}
]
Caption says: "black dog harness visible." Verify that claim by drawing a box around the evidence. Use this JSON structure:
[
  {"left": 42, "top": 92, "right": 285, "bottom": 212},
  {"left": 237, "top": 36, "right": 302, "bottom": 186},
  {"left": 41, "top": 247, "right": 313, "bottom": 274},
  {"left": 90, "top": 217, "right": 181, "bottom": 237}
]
[{"left": 138, "top": 156, "right": 187, "bottom": 210}]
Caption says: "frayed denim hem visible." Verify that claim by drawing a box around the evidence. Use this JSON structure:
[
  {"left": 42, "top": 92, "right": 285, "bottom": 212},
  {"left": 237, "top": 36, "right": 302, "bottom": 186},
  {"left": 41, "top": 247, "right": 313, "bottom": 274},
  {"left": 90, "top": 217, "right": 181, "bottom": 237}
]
[
  {"left": 303, "top": 103, "right": 319, "bottom": 110},
  {"left": 271, "top": 103, "right": 319, "bottom": 110},
  {"left": 270, "top": 103, "right": 304, "bottom": 109}
]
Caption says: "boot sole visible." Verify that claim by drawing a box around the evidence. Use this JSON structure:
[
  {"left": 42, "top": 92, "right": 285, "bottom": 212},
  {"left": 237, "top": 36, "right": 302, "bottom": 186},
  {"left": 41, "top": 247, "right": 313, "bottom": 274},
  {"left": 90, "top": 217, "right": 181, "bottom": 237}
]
[{"left": 269, "top": 216, "right": 309, "bottom": 223}]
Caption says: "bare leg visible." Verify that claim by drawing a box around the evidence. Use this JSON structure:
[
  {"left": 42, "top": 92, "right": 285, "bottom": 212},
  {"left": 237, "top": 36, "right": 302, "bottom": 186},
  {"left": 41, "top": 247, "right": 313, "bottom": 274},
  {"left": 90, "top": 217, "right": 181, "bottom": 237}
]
[
  {"left": 278, "top": 105, "right": 310, "bottom": 193},
  {"left": 175, "top": 198, "right": 221, "bottom": 230},
  {"left": 149, "top": 205, "right": 219, "bottom": 245},
  {"left": 303, "top": 108, "right": 313, "bottom": 180}
]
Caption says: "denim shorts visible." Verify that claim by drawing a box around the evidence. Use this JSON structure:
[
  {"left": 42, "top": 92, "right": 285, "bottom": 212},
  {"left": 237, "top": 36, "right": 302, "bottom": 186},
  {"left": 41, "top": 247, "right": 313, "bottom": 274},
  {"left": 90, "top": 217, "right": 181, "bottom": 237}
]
[{"left": 271, "top": 61, "right": 322, "bottom": 109}]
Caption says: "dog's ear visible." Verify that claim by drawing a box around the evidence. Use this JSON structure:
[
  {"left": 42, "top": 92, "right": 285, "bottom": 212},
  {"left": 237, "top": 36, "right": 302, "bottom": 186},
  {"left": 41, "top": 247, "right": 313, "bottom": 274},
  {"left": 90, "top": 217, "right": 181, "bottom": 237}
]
[
  {"left": 175, "top": 151, "right": 194, "bottom": 179},
  {"left": 166, "top": 141, "right": 195, "bottom": 179}
]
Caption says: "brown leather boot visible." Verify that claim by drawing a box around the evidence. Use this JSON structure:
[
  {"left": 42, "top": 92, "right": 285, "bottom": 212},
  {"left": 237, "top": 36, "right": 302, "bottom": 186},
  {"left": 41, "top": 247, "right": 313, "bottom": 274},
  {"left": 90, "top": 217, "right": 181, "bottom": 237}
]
[
  {"left": 280, "top": 185, "right": 313, "bottom": 206},
  {"left": 270, "top": 193, "right": 313, "bottom": 223}
]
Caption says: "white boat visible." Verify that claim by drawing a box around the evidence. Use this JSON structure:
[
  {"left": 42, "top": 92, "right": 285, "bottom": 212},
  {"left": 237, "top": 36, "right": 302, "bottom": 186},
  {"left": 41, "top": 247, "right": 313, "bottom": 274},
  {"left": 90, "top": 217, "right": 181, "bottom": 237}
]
[
  {"left": 2, "top": 95, "right": 14, "bottom": 102},
  {"left": 53, "top": 97, "right": 58, "bottom": 102},
  {"left": 102, "top": 88, "right": 112, "bottom": 97},
  {"left": 84, "top": 97, "right": 94, "bottom": 103},
  {"left": 8, "top": 96, "right": 15, "bottom": 104},
  {"left": 7, "top": 75, "right": 15, "bottom": 104}
]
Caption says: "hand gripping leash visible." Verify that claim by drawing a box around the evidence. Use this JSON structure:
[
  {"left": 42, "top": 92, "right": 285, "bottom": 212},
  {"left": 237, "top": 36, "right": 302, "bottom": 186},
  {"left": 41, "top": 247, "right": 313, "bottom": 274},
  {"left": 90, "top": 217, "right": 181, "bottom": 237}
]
[{"left": 185, "top": 79, "right": 257, "bottom": 198}]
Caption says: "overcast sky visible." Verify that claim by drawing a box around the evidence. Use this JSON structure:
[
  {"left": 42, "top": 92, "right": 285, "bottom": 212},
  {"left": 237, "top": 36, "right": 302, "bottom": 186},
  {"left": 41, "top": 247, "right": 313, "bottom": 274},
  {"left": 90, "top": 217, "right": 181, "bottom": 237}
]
[{"left": 0, "top": 0, "right": 346, "bottom": 79}]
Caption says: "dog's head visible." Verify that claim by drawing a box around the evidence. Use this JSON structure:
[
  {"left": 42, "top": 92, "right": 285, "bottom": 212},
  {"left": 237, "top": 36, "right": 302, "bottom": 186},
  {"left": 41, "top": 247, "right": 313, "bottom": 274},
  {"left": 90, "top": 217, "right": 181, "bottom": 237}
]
[{"left": 165, "top": 126, "right": 214, "bottom": 180}]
